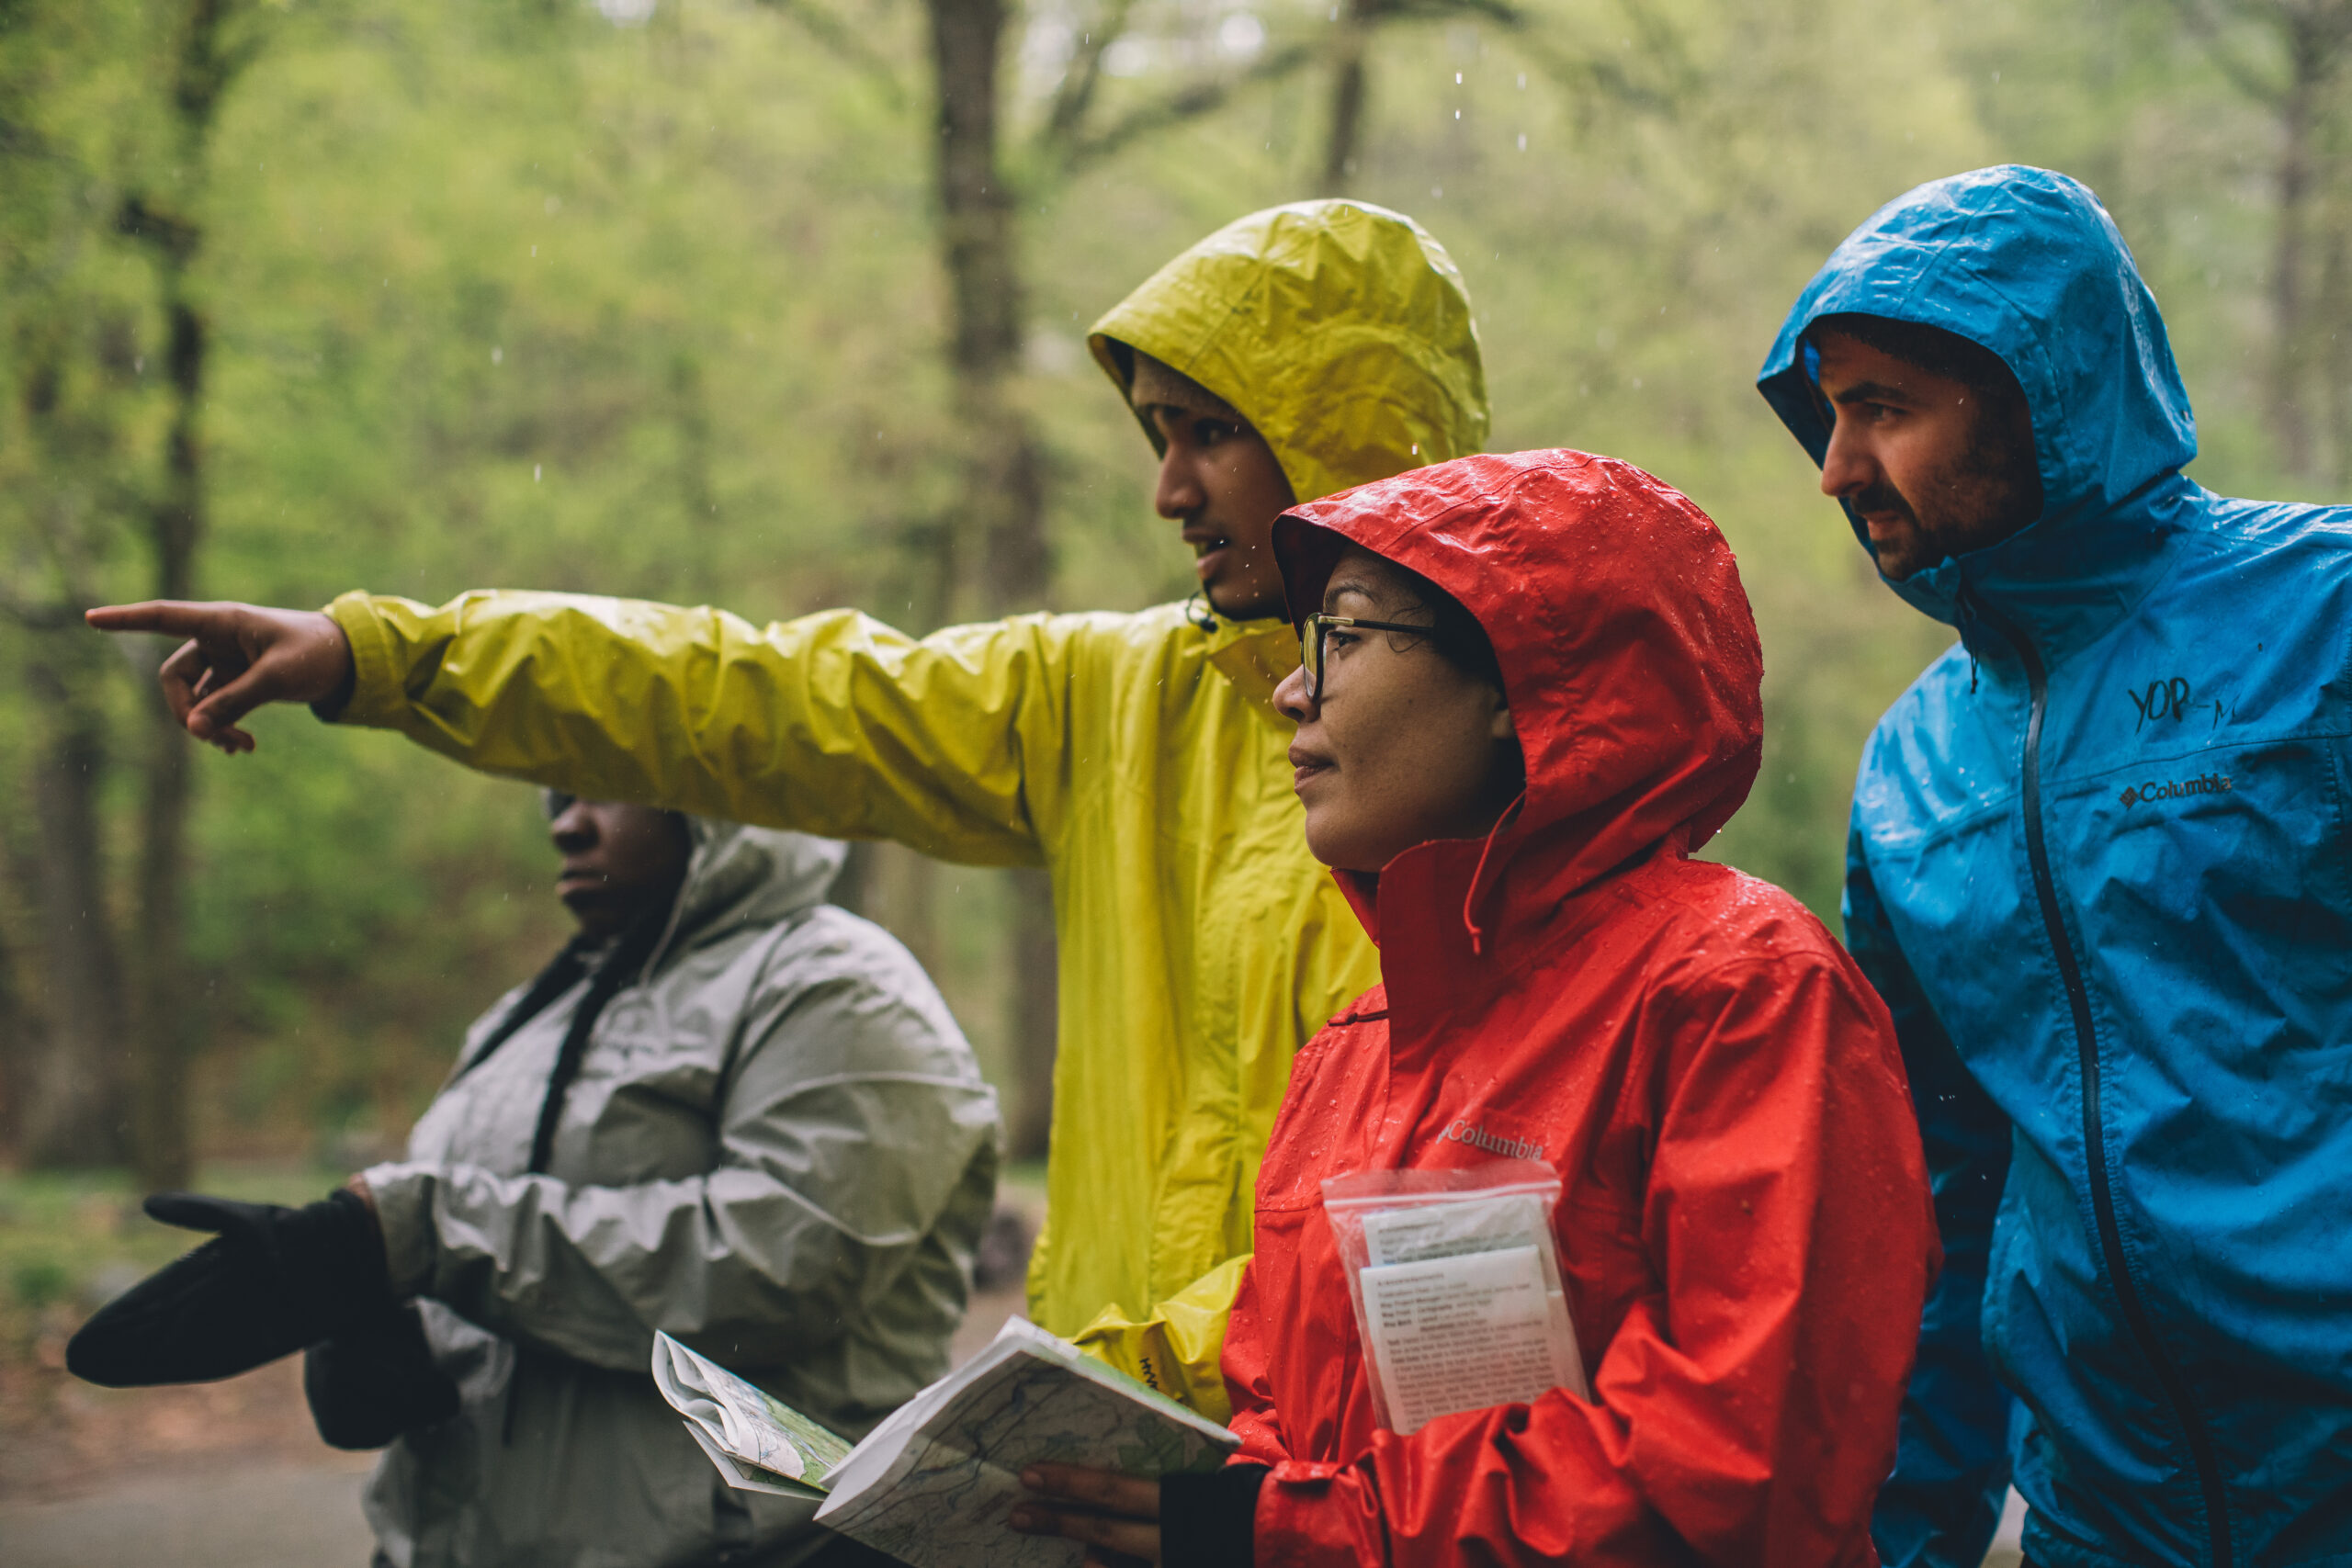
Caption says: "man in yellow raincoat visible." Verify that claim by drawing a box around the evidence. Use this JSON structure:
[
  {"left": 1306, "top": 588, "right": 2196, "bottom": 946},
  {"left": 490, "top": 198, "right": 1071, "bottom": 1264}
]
[{"left": 89, "top": 199, "right": 1489, "bottom": 1416}]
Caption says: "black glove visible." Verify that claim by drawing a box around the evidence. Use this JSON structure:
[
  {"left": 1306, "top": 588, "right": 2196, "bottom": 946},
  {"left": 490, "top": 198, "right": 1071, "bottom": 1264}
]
[
  {"left": 66, "top": 1189, "right": 392, "bottom": 1387},
  {"left": 304, "top": 1301, "right": 461, "bottom": 1450}
]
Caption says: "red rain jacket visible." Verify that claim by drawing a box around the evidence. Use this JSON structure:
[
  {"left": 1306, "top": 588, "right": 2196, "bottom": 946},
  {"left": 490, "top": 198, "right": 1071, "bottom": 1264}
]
[{"left": 1228, "top": 450, "right": 1938, "bottom": 1568}]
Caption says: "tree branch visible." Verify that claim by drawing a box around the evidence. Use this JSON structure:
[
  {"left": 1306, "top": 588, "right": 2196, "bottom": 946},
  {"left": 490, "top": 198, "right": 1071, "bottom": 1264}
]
[
  {"left": 1385, "top": 0, "right": 1526, "bottom": 27},
  {"left": 1039, "top": 0, "right": 1142, "bottom": 149},
  {"left": 2166, "top": 0, "right": 2291, "bottom": 103},
  {"left": 116, "top": 195, "right": 202, "bottom": 265},
  {"left": 751, "top": 0, "right": 909, "bottom": 107},
  {"left": 1503, "top": 0, "right": 1698, "bottom": 118},
  {"left": 1052, "top": 40, "right": 1320, "bottom": 175},
  {"left": 0, "top": 587, "right": 84, "bottom": 632}
]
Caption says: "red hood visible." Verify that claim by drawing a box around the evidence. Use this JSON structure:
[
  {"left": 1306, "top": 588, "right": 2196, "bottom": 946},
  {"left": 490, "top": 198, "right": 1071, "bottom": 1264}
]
[{"left": 1272, "top": 449, "right": 1763, "bottom": 973}]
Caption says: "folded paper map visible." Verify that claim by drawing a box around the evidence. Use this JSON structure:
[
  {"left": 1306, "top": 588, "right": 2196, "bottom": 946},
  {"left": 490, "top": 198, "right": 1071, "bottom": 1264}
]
[{"left": 652, "top": 1317, "right": 1238, "bottom": 1568}]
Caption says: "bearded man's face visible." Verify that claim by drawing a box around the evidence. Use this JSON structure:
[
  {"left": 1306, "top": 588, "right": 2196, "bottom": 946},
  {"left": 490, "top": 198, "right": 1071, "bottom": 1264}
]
[{"left": 1812, "top": 329, "right": 2043, "bottom": 581}]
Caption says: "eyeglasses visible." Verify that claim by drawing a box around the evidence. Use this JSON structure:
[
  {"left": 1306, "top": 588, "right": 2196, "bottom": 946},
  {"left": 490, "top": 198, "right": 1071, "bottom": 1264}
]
[{"left": 1298, "top": 613, "right": 1438, "bottom": 701}]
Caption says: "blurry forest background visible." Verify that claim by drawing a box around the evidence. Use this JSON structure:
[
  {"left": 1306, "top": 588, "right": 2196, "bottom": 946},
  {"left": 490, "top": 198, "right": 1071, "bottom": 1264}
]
[{"left": 1, "top": 0, "right": 2348, "bottom": 1199}]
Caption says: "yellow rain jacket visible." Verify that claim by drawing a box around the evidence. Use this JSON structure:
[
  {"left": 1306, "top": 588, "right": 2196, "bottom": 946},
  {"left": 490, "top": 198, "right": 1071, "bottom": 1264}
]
[{"left": 322, "top": 199, "right": 1487, "bottom": 1416}]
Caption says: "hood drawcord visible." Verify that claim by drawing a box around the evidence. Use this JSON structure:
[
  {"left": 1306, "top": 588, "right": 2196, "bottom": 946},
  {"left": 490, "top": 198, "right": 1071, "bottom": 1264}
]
[
  {"left": 495, "top": 907, "right": 669, "bottom": 1449},
  {"left": 453, "top": 935, "right": 594, "bottom": 1081},
  {"left": 525, "top": 909, "right": 669, "bottom": 1178},
  {"left": 1457, "top": 794, "right": 1528, "bottom": 958}
]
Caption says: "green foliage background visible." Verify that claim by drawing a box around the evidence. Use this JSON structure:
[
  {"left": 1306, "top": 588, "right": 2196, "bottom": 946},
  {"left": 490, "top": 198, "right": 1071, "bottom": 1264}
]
[{"left": 2, "top": 0, "right": 2344, "bottom": 1160}]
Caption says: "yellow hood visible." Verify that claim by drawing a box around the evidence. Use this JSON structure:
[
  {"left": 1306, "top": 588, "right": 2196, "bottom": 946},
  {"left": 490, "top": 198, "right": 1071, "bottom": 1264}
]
[{"left": 1089, "top": 199, "right": 1489, "bottom": 505}]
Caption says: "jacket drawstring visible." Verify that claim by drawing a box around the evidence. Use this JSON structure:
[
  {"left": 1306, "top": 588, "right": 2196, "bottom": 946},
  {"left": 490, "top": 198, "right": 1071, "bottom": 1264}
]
[
  {"left": 1458, "top": 794, "right": 1527, "bottom": 957},
  {"left": 499, "top": 905, "right": 673, "bottom": 1448}
]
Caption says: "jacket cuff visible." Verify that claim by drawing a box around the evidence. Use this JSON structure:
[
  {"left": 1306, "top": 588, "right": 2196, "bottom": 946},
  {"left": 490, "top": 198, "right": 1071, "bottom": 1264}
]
[
  {"left": 321, "top": 592, "right": 404, "bottom": 728},
  {"left": 357, "top": 1161, "right": 439, "bottom": 1298},
  {"left": 1160, "top": 1463, "right": 1267, "bottom": 1568},
  {"left": 1068, "top": 1254, "right": 1250, "bottom": 1424}
]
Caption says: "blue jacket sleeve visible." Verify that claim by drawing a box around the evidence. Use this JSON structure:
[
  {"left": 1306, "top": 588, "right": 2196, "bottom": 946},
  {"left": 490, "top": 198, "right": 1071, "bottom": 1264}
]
[{"left": 1846, "top": 820, "right": 2015, "bottom": 1568}]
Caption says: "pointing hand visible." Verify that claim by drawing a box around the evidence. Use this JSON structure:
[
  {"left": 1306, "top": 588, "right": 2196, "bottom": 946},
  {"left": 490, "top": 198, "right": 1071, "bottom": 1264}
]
[{"left": 85, "top": 601, "right": 355, "bottom": 753}]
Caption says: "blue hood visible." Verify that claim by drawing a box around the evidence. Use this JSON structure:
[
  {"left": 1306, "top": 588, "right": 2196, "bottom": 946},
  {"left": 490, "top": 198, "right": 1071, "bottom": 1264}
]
[{"left": 1757, "top": 166, "right": 2199, "bottom": 654}]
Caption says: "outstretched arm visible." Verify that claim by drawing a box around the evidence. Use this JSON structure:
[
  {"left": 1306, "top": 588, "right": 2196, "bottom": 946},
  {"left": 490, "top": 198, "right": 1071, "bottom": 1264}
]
[{"left": 91, "top": 591, "right": 1101, "bottom": 864}]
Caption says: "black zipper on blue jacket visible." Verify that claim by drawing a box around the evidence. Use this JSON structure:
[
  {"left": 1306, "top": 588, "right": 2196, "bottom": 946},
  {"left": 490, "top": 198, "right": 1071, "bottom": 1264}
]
[{"left": 1984, "top": 605, "right": 2234, "bottom": 1567}]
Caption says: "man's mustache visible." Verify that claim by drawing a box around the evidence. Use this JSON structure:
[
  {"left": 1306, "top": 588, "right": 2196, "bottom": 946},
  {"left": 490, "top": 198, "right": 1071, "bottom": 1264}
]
[{"left": 1849, "top": 479, "right": 1915, "bottom": 523}]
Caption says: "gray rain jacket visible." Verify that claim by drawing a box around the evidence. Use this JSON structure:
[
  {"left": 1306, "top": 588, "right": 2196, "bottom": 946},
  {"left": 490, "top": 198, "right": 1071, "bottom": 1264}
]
[{"left": 357, "top": 818, "right": 1000, "bottom": 1568}]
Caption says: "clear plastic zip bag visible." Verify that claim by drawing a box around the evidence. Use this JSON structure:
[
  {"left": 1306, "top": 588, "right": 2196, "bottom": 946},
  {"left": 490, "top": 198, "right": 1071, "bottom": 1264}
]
[{"left": 1321, "top": 1159, "right": 1589, "bottom": 1434}]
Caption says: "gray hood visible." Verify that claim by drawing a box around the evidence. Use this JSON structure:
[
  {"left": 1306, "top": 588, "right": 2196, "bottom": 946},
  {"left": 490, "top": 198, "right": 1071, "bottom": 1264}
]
[{"left": 662, "top": 819, "right": 846, "bottom": 953}]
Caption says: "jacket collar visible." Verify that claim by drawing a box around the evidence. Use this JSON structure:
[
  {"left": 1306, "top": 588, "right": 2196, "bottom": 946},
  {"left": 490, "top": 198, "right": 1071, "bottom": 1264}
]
[
  {"left": 1896, "top": 472, "right": 2195, "bottom": 664},
  {"left": 1335, "top": 820, "right": 1641, "bottom": 1065},
  {"left": 1204, "top": 615, "right": 1301, "bottom": 713}
]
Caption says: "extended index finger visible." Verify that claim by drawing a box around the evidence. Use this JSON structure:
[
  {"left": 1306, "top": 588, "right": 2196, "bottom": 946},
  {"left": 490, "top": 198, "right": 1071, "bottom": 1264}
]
[{"left": 85, "top": 601, "right": 228, "bottom": 637}]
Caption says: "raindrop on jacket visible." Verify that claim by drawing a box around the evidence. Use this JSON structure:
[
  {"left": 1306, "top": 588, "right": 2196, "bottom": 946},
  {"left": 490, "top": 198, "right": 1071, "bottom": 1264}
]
[
  {"left": 359, "top": 818, "right": 999, "bottom": 1568},
  {"left": 319, "top": 198, "right": 1489, "bottom": 1416},
  {"left": 1223, "top": 450, "right": 1938, "bottom": 1567},
  {"left": 1758, "top": 164, "right": 2352, "bottom": 1568}
]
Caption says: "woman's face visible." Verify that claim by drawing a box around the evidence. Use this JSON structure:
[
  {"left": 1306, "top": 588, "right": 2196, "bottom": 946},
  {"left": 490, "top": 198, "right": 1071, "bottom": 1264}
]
[{"left": 1272, "top": 544, "right": 1521, "bottom": 874}]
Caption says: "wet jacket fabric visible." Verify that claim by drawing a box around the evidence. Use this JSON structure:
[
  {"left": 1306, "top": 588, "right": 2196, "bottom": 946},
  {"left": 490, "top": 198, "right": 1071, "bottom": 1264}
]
[
  {"left": 322, "top": 198, "right": 1488, "bottom": 1416},
  {"left": 1758, "top": 165, "right": 2352, "bottom": 1568},
  {"left": 1224, "top": 450, "right": 1937, "bottom": 1567},
  {"left": 359, "top": 819, "right": 999, "bottom": 1568}
]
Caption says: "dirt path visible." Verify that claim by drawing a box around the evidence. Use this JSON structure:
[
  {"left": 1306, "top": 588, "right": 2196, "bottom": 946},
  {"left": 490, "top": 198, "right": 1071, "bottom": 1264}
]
[
  {"left": 4, "top": 1461, "right": 379, "bottom": 1568},
  {"left": 0, "top": 1280, "right": 1030, "bottom": 1566}
]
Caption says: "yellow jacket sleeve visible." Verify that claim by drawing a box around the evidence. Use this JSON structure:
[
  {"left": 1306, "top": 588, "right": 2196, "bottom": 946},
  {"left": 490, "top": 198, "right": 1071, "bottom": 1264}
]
[
  {"left": 1068, "top": 1253, "right": 1250, "bottom": 1423},
  {"left": 328, "top": 590, "right": 1085, "bottom": 866}
]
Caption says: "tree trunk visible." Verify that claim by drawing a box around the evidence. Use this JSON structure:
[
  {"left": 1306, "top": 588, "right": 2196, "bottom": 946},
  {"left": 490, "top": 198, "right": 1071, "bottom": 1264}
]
[
  {"left": 2270, "top": 30, "right": 2317, "bottom": 479},
  {"left": 2324, "top": 220, "right": 2351, "bottom": 486},
  {"left": 20, "top": 651, "right": 130, "bottom": 1168},
  {"left": 926, "top": 0, "right": 1058, "bottom": 1160},
  {"left": 129, "top": 283, "right": 205, "bottom": 1192},
  {"left": 112, "top": 0, "right": 245, "bottom": 1191},
  {"left": 1321, "top": 0, "right": 1375, "bottom": 194},
  {"left": 670, "top": 350, "right": 721, "bottom": 600}
]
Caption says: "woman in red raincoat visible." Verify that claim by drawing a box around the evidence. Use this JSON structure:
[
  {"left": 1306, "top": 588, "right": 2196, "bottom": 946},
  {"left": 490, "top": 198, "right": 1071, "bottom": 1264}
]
[{"left": 1015, "top": 448, "right": 1938, "bottom": 1567}]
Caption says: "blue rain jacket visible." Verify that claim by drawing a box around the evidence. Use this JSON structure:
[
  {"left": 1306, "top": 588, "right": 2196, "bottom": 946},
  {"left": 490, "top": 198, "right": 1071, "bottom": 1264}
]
[{"left": 1758, "top": 166, "right": 2352, "bottom": 1568}]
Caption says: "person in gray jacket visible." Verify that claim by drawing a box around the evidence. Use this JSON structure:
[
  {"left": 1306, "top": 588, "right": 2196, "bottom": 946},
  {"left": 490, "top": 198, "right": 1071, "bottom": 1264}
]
[{"left": 69, "top": 795, "right": 1001, "bottom": 1568}]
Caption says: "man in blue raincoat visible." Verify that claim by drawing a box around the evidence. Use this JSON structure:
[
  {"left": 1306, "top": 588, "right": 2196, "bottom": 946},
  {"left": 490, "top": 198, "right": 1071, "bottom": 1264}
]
[{"left": 1758, "top": 164, "right": 2352, "bottom": 1568}]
